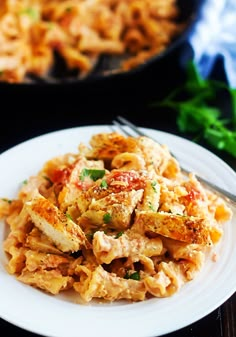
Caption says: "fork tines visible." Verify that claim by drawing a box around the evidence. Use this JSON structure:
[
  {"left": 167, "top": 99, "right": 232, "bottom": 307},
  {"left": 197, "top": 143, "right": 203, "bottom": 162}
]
[
  {"left": 112, "top": 120, "right": 134, "bottom": 138},
  {"left": 112, "top": 116, "right": 236, "bottom": 205},
  {"left": 112, "top": 115, "right": 148, "bottom": 139}
]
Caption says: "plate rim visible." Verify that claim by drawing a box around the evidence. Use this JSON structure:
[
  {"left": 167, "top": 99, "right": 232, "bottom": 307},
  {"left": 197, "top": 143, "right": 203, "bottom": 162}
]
[{"left": 0, "top": 124, "right": 236, "bottom": 337}]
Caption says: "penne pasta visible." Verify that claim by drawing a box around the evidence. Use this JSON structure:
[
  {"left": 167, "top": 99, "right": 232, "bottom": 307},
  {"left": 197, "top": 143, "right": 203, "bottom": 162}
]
[
  {"left": 0, "top": 0, "right": 186, "bottom": 83},
  {"left": 1, "top": 132, "right": 232, "bottom": 303}
]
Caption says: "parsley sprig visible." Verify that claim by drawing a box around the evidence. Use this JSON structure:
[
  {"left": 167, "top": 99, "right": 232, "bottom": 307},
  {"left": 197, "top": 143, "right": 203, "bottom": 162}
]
[
  {"left": 124, "top": 270, "right": 140, "bottom": 281},
  {"left": 151, "top": 61, "right": 236, "bottom": 157},
  {"left": 79, "top": 168, "right": 105, "bottom": 181}
]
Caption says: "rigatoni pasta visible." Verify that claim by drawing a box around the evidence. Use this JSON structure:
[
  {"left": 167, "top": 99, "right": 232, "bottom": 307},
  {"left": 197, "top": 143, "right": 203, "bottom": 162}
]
[
  {"left": 0, "top": 0, "right": 185, "bottom": 83},
  {"left": 1, "top": 132, "right": 232, "bottom": 303}
]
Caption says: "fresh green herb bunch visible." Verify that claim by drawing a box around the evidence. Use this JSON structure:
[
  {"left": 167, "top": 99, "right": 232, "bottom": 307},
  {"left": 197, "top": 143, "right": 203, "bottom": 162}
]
[{"left": 151, "top": 61, "right": 236, "bottom": 157}]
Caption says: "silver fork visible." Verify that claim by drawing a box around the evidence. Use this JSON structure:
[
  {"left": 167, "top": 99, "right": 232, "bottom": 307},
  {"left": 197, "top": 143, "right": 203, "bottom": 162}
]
[{"left": 112, "top": 115, "right": 236, "bottom": 207}]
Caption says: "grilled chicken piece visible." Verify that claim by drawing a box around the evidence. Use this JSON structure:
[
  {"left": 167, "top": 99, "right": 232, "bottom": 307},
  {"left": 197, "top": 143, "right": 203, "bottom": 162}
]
[
  {"left": 80, "top": 189, "right": 143, "bottom": 230},
  {"left": 82, "top": 132, "right": 180, "bottom": 178},
  {"left": 25, "top": 193, "right": 89, "bottom": 252},
  {"left": 58, "top": 156, "right": 105, "bottom": 212},
  {"left": 25, "top": 227, "right": 63, "bottom": 255},
  {"left": 134, "top": 211, "right": 222, "bottom": 245},
  {"left": 83, "top": 132, "right": 141, "bottom": 160},
  {"left": 76, "top": 169, "right": 147, "bottom": 216}
]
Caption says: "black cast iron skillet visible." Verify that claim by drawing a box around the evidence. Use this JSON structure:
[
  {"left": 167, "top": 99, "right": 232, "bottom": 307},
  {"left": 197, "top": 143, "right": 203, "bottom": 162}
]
[{"left": 1, "top": 0, "right": 206, "bottom": 86}]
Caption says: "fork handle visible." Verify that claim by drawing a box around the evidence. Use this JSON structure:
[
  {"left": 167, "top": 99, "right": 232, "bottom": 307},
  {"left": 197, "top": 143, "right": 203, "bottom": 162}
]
[{"left": 115, "top": 116, "right": 236, "bottom": 207}]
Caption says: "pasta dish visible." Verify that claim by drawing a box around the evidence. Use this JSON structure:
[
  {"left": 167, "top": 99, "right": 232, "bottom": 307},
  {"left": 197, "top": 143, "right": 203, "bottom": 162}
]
[
  {"left": 0, "top": 0, "right": 185, "bottom": 83},
  {"left": 0, "top": 132, "right": 232, "bottom": 303}
]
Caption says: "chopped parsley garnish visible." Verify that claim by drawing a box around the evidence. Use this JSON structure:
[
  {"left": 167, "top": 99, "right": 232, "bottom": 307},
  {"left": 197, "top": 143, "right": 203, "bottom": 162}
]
[
  {"left": 66, "top": 213, "right": 73, "bottom": 221},
  {"left": 103, "top": 213, "right": 112, "bottom": 224},
  {"left": 1, "top": 198, "right": 12, "bottom": 204},
  {"left": 115, "top": 231, "right": 124, "bottom": 239},
  {"left": 148, "top": 202, "right": 155, "bottom": 211},
  {"left": 43, "top": 175, "right": 53, "bottom": 185},
  {"left": 100, "top": 179, "right": 108, "bottom": 188},
  {"left": 79, "top": 168, "right": 105, "bottom": 181},
  {"left": 151, "top": 181, "right": 158, "bottom": 193},
  {"left": 86, "top": 232, "right": 94, "bottom": 240},
  {"left": 124, "top": 270, "right": 140, "bottom": 281}
]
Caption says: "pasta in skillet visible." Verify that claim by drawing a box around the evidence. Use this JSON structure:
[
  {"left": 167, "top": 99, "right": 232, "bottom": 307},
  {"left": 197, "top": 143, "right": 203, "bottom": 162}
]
[
  {"left": 0, "top": 132, "right": 232, "bottom": 303},
  {"left": 0, "top": 0, "right": 185, "bottom": 83}
]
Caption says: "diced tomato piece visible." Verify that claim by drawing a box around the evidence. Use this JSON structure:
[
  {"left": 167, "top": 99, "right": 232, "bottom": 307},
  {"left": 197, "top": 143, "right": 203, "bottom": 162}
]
[
  {"left": 51, "top": 168, "right": 71, "bottom": 185},
  {"left": 106, "top": 171, "right": 145, "bottom": 192},
  {"left": 184, "top": 188, "right": 202, "bottom": 203}
]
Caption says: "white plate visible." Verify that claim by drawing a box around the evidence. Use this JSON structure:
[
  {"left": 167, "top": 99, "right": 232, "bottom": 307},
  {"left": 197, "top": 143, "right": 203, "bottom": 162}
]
[{"left": 0, "top": 125, "right": 236, "bottom": 337}]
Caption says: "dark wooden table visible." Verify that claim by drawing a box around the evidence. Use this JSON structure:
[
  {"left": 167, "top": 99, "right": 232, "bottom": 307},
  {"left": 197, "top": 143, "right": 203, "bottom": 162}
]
[{"left": 0, "top": 54, "right": 235, "bottom": 337}]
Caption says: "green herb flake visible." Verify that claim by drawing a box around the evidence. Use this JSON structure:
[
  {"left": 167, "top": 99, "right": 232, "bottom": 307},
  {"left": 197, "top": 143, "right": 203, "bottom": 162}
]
[
  {"left": 2, "top": 198, "right": 12, "bottom": 204},
  {"left": 115, "top": 231, "right": 124, "bottom": 239},
  {"left": 100, "top": 179, "right": 108, "bottom": 188},
  {"left": 79, "top": 168, "right": 105, "bottom": 181},
  {"left": 103, "top": 213, "right": 112, "bottom": 224},
  {"left": 43, "top": 175, "right": 53, "bottom": 185},
  {"left": 86, "top": 232, "right": 94, "bottom": 240},
  {"left": 124, "top": 270, "right": 140, "bottom": 281},
  {"left": 148, "top": 202, "right": 155, "bottom": 211},
  {"left": 151, "top": 181, "right": 158, "bottom": 193},
  {"left": 66, "top": 213, "right": 73, "bottom": 221}
]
